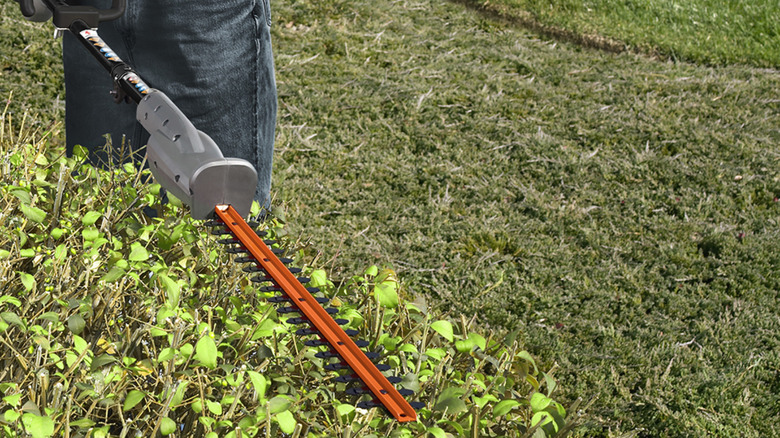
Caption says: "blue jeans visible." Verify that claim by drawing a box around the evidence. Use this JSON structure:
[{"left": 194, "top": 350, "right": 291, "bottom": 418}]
[{"left": 62, "top": 0, "right": 277, "bottom": 208}]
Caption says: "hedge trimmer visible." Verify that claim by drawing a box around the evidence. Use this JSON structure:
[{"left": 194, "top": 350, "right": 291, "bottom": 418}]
[{"left": 16, "top": 0, "right": 423, "bottom": 422}]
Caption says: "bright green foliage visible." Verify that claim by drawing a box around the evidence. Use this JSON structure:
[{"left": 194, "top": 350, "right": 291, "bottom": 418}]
[{"left": 0, "top": 116, "right": 569, "bottom": 436}]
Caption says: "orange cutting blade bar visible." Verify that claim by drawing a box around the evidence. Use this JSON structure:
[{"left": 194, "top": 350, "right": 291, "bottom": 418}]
[{"left": 214, "top": 205, "right": 417, "bottom": 422}]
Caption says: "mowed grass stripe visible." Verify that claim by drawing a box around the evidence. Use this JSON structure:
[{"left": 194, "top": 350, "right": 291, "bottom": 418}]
[{"left": 460, "top": 0, "right": 780, "bottom": 67}]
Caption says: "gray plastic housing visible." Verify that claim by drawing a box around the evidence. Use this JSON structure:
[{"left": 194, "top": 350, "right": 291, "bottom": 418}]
[{"left": 137, "top": 90, "right": 257, "bottom": 219}]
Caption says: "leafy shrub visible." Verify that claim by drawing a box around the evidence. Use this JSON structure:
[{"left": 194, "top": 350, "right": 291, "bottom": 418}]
[{"left": 0, "top": 113, "right": 580, "bottom": 436}]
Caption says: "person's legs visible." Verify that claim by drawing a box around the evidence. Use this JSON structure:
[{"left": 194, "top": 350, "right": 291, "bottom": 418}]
[
  {"left": 62, "top": 0, "right": 143, "bottom": 165},
  {"left": 62, "top": 0, "right": 277, "bottom": 208}
]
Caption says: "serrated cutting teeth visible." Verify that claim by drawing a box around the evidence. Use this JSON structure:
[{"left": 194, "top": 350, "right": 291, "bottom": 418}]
[
  {"left": 409, "top": 402, "right": 425, "bottom": 410},
  {"left": 346, "top": 387, "right": 371, "bottom": 396},
  {"left": 314, "top": 350, "right": 339, "bottom": 359},
  {"left": 386, "top": 376, "right": 402, "bottom": 384},
  {"left": 304, "top": 339, "right": 328, "bottom": 347},
  {"left": 212, "top": 205, "right": 420, "bottom": 423},
  {"left": 357, "top": 400, "right": 382, "bottom": 409},
  {"left": 296, "top": 328, "right": 319, "bottom": 336},
  {"left": 324, "top": 362, "right": 350, "bottom": 371},
  {"left": 276, "top": 306, "right": 300, "bottom": 314},
  {"left": 286, "top": 317, "right": 309, "bottom": 325},
  {"left": 335, "top": 374, "right": 358, "bottom": 383}
]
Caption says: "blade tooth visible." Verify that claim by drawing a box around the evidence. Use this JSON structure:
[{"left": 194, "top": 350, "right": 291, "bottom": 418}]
[
  {"left": 247, "top": 221, "right": 260, "bottom": 228},
  {"left": 357, "top": 400, "right": 381, "bottom": 409},
  {"left": 263, "top": 239, "right": 277, "bottom": 245},
  {"left": 324, "top": 307, "right": 339, "bottom": 315},
  {"left": 286, "top": 317, "right": 310, "bottom": 325},
  {"left": 306, "top": 287, "right": 321, "bottom": 293},
  {"left": 289, "top": 267, "right": 303, "bottom": 274},
  {"left": 297, "top": 277, "right": 311, "bottom": 284},
  {"left": 375, "top": 364, "right": 391, "bottom": 371},
  {"left": 304, "top": 339, "right": 328, "bottom": 347},
  {"left": 398, "top": 389, "right": 414, "bottom": 397},
  {"left": 364, "top": 352, "right": 380, "bottom": 360},
  {"left": 226, "top": 247, "right": 248, "bottom": 254},
  {"left": 268, "top": 295, "right": 292, "bottom": 303},
  {"left": 234, "top": 256, "right": 255, "bottom": 263},
  {"left": 295, "top": 328, "right": 319, "bottom": 336},
  {"left": 324, "top": 362, "right": 350, "bottom": 371},
  {"left": 243, "top": 266, "right": 264, "bottom": 273},
  {"left": 314, "top": 350, "right": 339, "bottom": 359},
  {"left": 334, "top": 374, "right": 358, "bottom": 383},
  {"left": 251, "top": 275, "right": 273, "bottom": 283},
  {"left": 344, "top": 329, "right": 359, "bottom": 337},
  {"left": 255, "top": 230, "right": 268, "bottom": 237},
  {"left": 354, "top": 340, "right": 369, "bottom": 348},
  {"left": 333, "top": 318, "right": 349, "bottom": 326},
  {"left": 279, "top": 257, "right": 294, "bottom": 264},
  {"left": 259, "top": 286, "right": 282, "bottom": 292},
  {"left": 276, "top": 306, "right": 300, "bottom": 314},
  {"left": 211, "top": 228, "right": 233, "bottom": 236},
  {"left": 271, "top": 248, "right": 285, "bottom": 255},
  {"left": 315, "top": 297, "right": 329, "bottom": 305},
  {"left": 345, "top": 387, "right": 370, "bottom": 396},
  {"left": 217, "top": 238, "right": 240, "bottom": 245},
  {"left": 410, "top": 401, "right": 425, "bottom": 410},
  {"left": 204, "top": 220, "right": 223, "bottom": 227},
  {"left": 386, "top": 376, "right": 402, "bottom": 384}
]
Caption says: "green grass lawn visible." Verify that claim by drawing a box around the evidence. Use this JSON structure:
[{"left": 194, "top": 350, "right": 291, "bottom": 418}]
[
  {"left": 3, "top": 0, "right": 780, "bottom": 436},
  {"left": 461, "top": 0, "right": 780, "bottom": 67}
]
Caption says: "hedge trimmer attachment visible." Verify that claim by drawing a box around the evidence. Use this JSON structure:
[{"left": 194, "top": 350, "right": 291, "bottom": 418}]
[{"left": 17, "top": 0, "right": 422, "bottom": 423}]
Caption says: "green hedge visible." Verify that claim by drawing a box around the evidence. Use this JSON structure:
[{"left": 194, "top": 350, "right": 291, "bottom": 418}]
[{"left": 0, "top": 117, "right": 580, "bottom": 437}]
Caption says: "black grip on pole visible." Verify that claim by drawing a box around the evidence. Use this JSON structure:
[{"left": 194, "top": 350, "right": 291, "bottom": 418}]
[
  {"left": 98, "top": 0, "right": 125, "bottom": 23},
  {"left": 18, "top": 0, "right": 36, "bottom": 18}
]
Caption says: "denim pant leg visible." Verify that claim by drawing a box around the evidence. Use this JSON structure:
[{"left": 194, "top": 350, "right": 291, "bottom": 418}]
[
  {"left": 62, "top": 0, "right": 277, "bottom": 208},
  {"left": 62, "top": 0, "right": 142, "bottom": 165}
]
